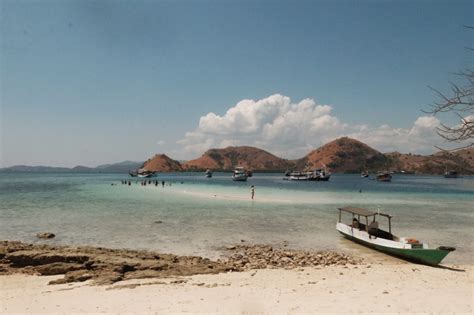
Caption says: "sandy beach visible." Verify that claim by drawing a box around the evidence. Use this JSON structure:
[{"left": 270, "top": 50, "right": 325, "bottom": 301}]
[
  {"left": 0, "top": 241, "right": 472, "bottom": 314},
  {"left": 1, "top": 264, "right": 472, "bottom": 314}
]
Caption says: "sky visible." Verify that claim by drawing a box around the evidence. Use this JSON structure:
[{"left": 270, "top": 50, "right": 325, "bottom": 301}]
[{"left": 1, "top": 0, "right": 473, "bottom": 167}]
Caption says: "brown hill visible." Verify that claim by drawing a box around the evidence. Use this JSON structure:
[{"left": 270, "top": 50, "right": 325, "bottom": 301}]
[
  {"left": 294, "top": 137, "right": 390, "bottom": 173},
  {"left": 183, "top": 146, "right": 292, "bottom": 171},
  {"left": 142, "top": 154, "right": 183, "bottom": 172},
  {"left": 387, "top": 147, "right": 474, "bottom": 174},
  {"left": 140, "top": 139, "right": 473, "bottom": 174}
]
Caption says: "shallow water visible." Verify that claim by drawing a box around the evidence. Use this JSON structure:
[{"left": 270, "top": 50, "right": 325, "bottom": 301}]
[{"left": 0, "top": 172, "right": 472, "bottom": 264}]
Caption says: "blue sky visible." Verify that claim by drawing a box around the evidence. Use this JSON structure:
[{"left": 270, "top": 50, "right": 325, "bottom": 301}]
[{"left": 1, "top": 0, "right": 472, "bottom": 167}]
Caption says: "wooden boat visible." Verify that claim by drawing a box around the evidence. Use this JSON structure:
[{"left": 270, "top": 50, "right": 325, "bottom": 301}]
[
  {"left": 232, "top": 167, "right": 248, "bottom": 181},
  {"left": 336, "top": 206, "right": 455, "bottom": 266},
  {"left": 376, "top": 171, "right": 392, "bottom": 182}
]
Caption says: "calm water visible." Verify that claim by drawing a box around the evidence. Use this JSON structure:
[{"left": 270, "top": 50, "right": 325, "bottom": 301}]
[{"left": 0, "top": 172, "right": 473, "bottom": 264}]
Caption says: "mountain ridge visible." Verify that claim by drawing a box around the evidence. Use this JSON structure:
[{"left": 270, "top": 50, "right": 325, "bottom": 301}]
[{"left": 2, "top": 138, "right": 473, "bottom": 174}]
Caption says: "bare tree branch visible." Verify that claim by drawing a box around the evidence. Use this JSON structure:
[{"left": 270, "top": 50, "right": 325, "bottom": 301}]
[{"left": 425, "top": 27, "right": 474, "bottom": 150}]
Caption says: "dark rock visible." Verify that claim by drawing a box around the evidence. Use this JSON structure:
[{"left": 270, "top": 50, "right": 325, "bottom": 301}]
[
  {"left": 35, "top": 262, "right": 85, "bottom": 276},
  {"left": 6, "top": 251, "right": 89, "bottom": 267},
  {"left": 36, "top": 232, "right": 55, "bottom": 239}
]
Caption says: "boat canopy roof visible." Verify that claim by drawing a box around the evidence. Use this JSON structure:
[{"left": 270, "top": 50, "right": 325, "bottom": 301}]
[{"left": 339, "top": 206, "right": 392, "bottom": 218}]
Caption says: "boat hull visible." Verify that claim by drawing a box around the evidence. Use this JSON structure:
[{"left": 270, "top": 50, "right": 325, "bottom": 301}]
[
  {"left": 338, "top": 230, "right": 451, "bottom": 266},
  {"left": 232, "top": 175, "right": 247, "bottom": 181}
]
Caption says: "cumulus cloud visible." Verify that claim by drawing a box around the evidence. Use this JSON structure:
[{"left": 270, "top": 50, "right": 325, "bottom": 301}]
[
  {"left": 347, "top": 116, "right": 442, "bottom": 154},
  {"left": 178, "top": 94, "right": 449, "bottom": 158}
]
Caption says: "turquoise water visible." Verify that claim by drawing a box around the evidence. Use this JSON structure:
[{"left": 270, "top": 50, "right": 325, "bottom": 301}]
[{"left": 0, "top": 172, "right": 472, "bottom": 264}]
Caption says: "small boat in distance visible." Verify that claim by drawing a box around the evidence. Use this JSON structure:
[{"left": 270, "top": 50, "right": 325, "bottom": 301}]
[
  {"left": 232, "top": 167, "right": 248, "bottom": 181},
  {"left": 287, "top": 168, "right": 331, "bottom": 181},
  {"left": 376, "top": 171, "right": 392, "bottom": 182},
  {"left": 137, "top": 169, "right": 157, "bottom": 178},
  {"left": 444, "top": 166, "right": 460, "bottom": 178},
  {"left": 361, "top": 170, "right": 369, "bottom": 178},
  {"left": 205, "top": 169, "right": 212, "bottom": 178},
  {"left": 336, "top": 206, "right": 455, "bottom": 266}
]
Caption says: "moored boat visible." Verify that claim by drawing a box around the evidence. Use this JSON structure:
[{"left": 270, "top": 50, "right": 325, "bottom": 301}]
[
  {"left": 444, "top": 167, "right": 459, "bottom": 178},
  {"left": 376, "top": 171, "right": 392, "bottom": 182},
  {"left": 232, "top": 167, "right": 248, "bottom": 181},
  {"left": 361, "top": 171, "right": 369, "bottom": 178},
  {"left": 336, "top": 206, "right": 455, "bottom": 266},
  {"left": 205, "top": 169, "right": 212, "bottom": 178},
  {"left": 137, "top": 169, "right": 157, "bottom": 178},
  {"left": 287, "top": 168, "right": 331, "bottom": 181}
]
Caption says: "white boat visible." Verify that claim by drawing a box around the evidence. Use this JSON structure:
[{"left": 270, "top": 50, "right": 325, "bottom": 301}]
[
  {"left": 336, "top": 206, "right": 455, "bottom": 266},
  {"left": 287, "top": 168, "right": 330, "bottom": 181},
  {"left": 137, "top": 169, "right": 157, "bottom": 178},
  {"left": 232, "top": 167, "right": 248, "bottom": 181},
  {"left": 205, "top": 169, "right": 212, "bottom": 178}
]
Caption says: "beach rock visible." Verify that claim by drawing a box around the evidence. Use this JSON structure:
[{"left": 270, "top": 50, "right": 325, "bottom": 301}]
[
  {"left": 36, "top": 232, "right": 55, "bottom": 239},
  {"left": 222, "top": 244, "right": 361, "bottom": 270},
  {"left": 0, "top": 241, "right": 361, "bottom": 286},
  {"left": 153, "top": 220, "right": 163, "bottom": 224},
  {"left": 35, "top": 262, "right": 85, "bottom": 276},
  {"left": 6, "top": 251, "right": 89, "bottom": 267}
]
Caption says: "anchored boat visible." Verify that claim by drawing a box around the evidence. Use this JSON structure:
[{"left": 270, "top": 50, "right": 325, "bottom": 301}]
[
  {"left": 376, "top": 171, "right": 392, "bottom": 182},
  {"left": 205, "top": 169, "right": 212, "bottom": 178},
  {"left": 232, "top": 167, "right": 248, "bottom": 181},
  {"left": 336, "top": 206, "right": 455, "bottom": 266},
  {"left": 444, "top": 166, "right": 460, "bottom": 178},
  {"left": 286, "top": 168, "right": 331, "bottom": 181},
  {"left": 137, "top": 169, "right": 157, "bottom": 178}
]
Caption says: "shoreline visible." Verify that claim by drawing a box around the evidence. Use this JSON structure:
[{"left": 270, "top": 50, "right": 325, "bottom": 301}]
[{"left": 1, "top": 241, "right": 472, "bottom": 313}]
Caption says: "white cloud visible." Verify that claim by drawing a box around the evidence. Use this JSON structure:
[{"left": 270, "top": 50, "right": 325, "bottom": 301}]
[
  {"left": 178, "top": 94, "right": 455, "bottom": 158},
  {"left": 347, "top": 116, "right": 442, "bottom": 154},
  {"left": 156, "top": 140, "right": 166, "bottom": 146}
]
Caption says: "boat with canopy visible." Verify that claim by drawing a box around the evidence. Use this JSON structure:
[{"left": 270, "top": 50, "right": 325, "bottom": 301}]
[{"left": 336, "top": 206, "right": 455, "bottom": 266}]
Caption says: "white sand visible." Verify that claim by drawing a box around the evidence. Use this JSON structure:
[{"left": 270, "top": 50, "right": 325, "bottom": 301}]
[{"left": 1, "top": 264, "right": 472, "bottom": 314}]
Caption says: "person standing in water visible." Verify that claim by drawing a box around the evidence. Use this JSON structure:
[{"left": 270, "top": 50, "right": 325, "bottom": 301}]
[{"left": 250, "top": 185, "right": 255, "bottom": 200}]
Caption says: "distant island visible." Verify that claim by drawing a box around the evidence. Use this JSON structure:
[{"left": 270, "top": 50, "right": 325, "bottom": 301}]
[
  {"left": 2, "top": 137, "right": 473, "bottom": 174},
  {"left": 0, "top": 161, "right": 144, "bottom": 174}
]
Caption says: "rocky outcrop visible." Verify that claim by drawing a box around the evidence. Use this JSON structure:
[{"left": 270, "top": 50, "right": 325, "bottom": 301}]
[
  {"left": 0, "top": 241, "right": 361, "bottom": 285},
  {"left": 0, "top": 241, "right": 227, "bottom": 285}
]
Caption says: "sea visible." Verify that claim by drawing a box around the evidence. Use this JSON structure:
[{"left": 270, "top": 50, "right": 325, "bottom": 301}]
[{"left": 0, "top": 172, "right": 472, "bottom": 264}]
